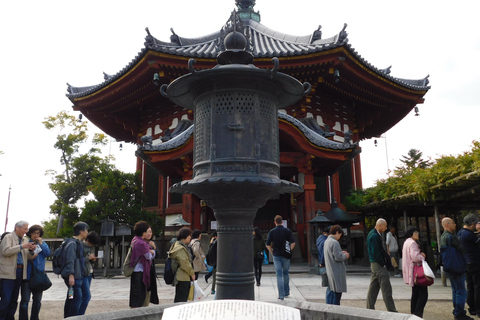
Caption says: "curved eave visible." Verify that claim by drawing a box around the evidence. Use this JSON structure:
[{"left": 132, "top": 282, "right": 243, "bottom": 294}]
[{"left": 67, "top": 18, "right": 429, "bottom": 101}]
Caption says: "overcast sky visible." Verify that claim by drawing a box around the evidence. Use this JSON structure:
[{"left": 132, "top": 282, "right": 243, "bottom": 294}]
[{"left": 1, "top": 0, "right": 479, "bottom": 232}]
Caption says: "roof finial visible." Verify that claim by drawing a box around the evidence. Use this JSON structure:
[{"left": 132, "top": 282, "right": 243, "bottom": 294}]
[{"left": 235, "top": 0, "right": 255, "bottom": 10}]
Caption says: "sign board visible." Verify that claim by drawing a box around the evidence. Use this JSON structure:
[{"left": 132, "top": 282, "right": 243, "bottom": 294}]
[
  {"left": 210, "top": 221, "right": 217, "bottom": 230},
  {"left": 162, "top": 300, "right": 300, "bottom": 320}
]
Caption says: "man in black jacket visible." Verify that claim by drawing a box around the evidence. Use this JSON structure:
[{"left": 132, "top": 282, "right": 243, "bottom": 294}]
[
  {"left": 458, "top": 214, "right": 480, "bottom": 317},
  {"left": 63, "top": 221, "right": 88, "bottom": 318}
]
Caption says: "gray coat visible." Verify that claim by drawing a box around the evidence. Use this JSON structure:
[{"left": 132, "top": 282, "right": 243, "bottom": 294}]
[{"left": 324, "top": 235, "right": 348, "bottom": 293}]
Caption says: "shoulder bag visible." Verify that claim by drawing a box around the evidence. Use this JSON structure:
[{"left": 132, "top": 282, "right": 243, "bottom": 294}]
[
  {"left": 440, "top": 235, "right": 466, "bottom": 275},
  {"left": 30, "top": 264, "right": 52, "bottom": 291}
]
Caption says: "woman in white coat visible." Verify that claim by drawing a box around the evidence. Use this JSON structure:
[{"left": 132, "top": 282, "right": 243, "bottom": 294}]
[{"left": 324, "top": 225, "right": 350, "bottom": 305}]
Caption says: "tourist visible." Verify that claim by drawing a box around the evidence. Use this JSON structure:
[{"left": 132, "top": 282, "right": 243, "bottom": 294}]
[
  {"left": 402, "top": 227, "right": 428, "bottom": 318},
  {"left": 324, "top": 225, "right": 349, "bottom": 305},
  {"left": 189, "top": 229, "right": 206, "bottom": 281},
  {"left": 62, "top": 221, "right": 89, "bottom": 318},
  {"left": 144, "top": 227, "right": 159, "bottom": 306},
  {"left": 253, "top": 227, "right": 267, "bottom": 286},
  {"left": 205, "top": 231, "right": 218, "bottom": 294},
  {"left": 170, "top": 227, "right": 195, "bottom": 302},
  {"left": 266, "top": 215, "right": 295, "bottom": 301},
  {"left": 366, "top": 218, "right": 397, "bottom": 312},
  {"left": 316, "top": 225, "right": 331, "bottom": 302},
  {"left": 441, "top": 217, "right": 473, "bottom": 320},
  {"left": 0, "top": 221, "right": 36, "bottom": 320},
  {"left": 386, "top": 226, "right": 401, "bottom": 277},
  {"left": 129, "top": 221, "right": 156, "bottom": 308},
  {"left": 78, "top": 231, "right": 100, "bottom": 315},
  {"left": 458, "top": 214, "right": 480, "bottom": 317},
  {"left": 19, "top": 225, "right": 51, "bottom": 320}
]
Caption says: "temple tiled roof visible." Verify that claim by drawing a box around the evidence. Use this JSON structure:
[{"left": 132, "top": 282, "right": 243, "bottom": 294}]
[{"left": 67, "top": 15, "right": 429, "bottom": 99}]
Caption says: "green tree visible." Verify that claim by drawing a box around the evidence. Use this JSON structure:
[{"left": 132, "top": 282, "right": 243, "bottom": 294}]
[
  {"left": 80, "top": 169, "right": 164, "bottom": 235},
  {"left": 43, "top": 111, "right": 111, "bottom": 236},
  {"left": 396, "top": 149, "right": 432, "bottom": 173}
]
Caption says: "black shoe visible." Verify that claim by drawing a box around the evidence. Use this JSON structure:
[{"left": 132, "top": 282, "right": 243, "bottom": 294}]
[
  {"left": 256, "top": 282, "right": 260, "bottom": 286},
  {"left": 204, "top": 275, "right": 209, "bottom": 283},
  {"left": 455, "top": 314, "right": 474, "bottom": 320},
  {"left": 469, "top": 310, "right": 476, "bottom": 316}
]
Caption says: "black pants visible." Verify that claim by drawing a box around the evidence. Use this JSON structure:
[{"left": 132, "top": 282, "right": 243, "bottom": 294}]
[
  {"left": 254, "top": 258, "right": 263, "bottom": 284},
  {"left": 411, "top": 285, "right": 428, "bottom": 318},
  {"left": 174, "top": 281, "right": 191, "bottom": 303},
  {"left": 466, "top": 263, "right": 480, "bottom": 315}
]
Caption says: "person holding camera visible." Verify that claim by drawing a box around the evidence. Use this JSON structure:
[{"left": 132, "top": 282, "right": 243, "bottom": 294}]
[{"left": 0, "top": 221, "right": 37, "bottom": 320}]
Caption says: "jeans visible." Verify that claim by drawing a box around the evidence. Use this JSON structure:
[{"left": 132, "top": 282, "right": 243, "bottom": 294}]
[
  {"left": 78, "top": 275, "right": 92, "bottom": 315},
  {"left": 0, "top": 268, "right": 23, "bottom": 320},
  {"left": 64, "top": 279, "right": 83, "bottom": 318},
  {"left": 411, "top": 285, "right": 428, "bottom": 318},
  {"left": 446, "top": 272, "right": 467, "bottom": 317},
  {"left": 366, "top": 262, "right": 397, "bottom": 312},
  {"left": 466, "top": 263, "right": 480, "bottom": 315},
  {"left": 19, "top": 280, "right": 43, "bottom": 320},
  {"left": 273, "top": 255, "right": 291, "bottom": 299}
]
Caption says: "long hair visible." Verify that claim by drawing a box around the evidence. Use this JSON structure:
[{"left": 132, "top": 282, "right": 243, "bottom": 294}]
[{"left": 254, "top": 227, "right": 263, "bottom": 240}]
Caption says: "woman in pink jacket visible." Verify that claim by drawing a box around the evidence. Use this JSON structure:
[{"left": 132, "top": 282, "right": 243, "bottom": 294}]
[{"left": 402, "top": 227, "right": 428, "bottom": 318}]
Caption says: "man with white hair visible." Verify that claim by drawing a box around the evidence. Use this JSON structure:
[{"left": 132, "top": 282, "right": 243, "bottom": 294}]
[
  {"left": 366, "top": 218, "right": 397, "bottom": 312},
  {"left": 0, "top": 221, "right": 37, "bottom": 320}
]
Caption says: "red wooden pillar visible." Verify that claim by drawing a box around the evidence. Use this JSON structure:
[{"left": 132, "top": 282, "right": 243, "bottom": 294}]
[
  {"left": 302, "top": 172, "right": 316, "bottom": 264},
  {"left": 353, "top": 154, "right": 363, "bottom": 189}
]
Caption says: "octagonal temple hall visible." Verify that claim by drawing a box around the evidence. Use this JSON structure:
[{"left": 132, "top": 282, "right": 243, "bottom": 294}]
[{"left": 66, "top": 0, "right": 429, "bottom": 265}]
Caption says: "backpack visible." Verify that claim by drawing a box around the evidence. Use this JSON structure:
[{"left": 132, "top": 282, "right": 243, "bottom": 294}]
[
  {"left": 52, "top": 238, "right": 72, "bottom": 275},
  {"left": 206, "top": 239, "right": 217, "bottom": 267},
  {"left": 164, "top": 256, "right": 175, "bottom": 284},
  {"left": 164, "top": 244, "right": 178, "bottom": 285}
]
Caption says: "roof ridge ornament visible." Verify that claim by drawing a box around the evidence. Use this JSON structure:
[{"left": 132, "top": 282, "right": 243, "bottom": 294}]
[
  {"left": 338, "top": 23, "right": 348, "bottom": 43},
  {"left": 235, "top": 0, "right": 260, "bottom": 22}
]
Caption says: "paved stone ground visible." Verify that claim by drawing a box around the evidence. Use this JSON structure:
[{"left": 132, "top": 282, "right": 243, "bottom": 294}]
[{"left": 13, "top": 269, "right": 464, "bottom": 320}]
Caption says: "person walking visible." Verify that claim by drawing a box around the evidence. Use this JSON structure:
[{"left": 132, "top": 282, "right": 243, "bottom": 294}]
[
  {"left": 19, "top": 225, "right": 51, "bottom": 320},
  {"left": 205, "top": 231, "right": 218, "bottom": 294},
  {"left": 128, "top": 221, "right": 156, "bottom": 308},
  {"left": 266, "top": 215, "right": 295, "bottom": 301},
  {"left": 78, "top": 231, "right": 100, "bottom": 315},
  {"left": 324, "top": 225, "right": 349, "bottom": 305},
  {"left": 62, "top": 221, "right": 89, "bottom": 318},
  {"left": 0, "top": 221, "right": 36, "bottom": 320},
  {"left": 402, "top": 227, "right": 428, "bottom": 318},
  {"left": 442, "top": 217, "right": 474, "bottom": 320},
  {"left": 170, "top": 227, "right": 195, "bottom": 302},
  {"left": 458, "top": 213, "right": 480, "bottom": 317},
  {"left": 189, "top": 229, "right": 206, "bottom": 281},
  {"left": 253, "top": 227, "right": 267, "bottom": 286},
  {"left": 366, "top": 218, "right": 397, "bottom": 312},
  {"left": 386, "top": 226, "right": 401, "bottom": 277}
]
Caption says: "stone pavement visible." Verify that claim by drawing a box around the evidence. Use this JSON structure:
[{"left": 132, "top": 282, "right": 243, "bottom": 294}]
[{"left": 42, "top": 263, "right": 452, "bottom": 303}]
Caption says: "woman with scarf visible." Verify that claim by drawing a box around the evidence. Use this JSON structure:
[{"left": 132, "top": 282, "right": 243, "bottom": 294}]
[
  {"left": 170, "top": 227, "right": 195, "bottom": 302},
  {"left": 129, "top": 221, "right": 156, "bottom": 308}
]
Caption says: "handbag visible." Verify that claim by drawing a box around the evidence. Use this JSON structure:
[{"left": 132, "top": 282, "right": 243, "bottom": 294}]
[
  {"left": 413, "top": 262, "right": 434, "bottom": 286},
  {"left": 263, "top": 250, "right": 269, "bottom": 265},
  {"left": 29, "top": 265, "right": 52, "bottom": 291},
  {"left": 391, "top": 256, "right": 398, "bottom": 268},
  {"left": 440, "top": 235, "right": 466, "bottom": 275},
  {"left": 257, "top": 250, "right": 265, "bottom": 260},
  {"left": 123, "top": 247, "right": 134, "bottom": 277},
  {"left": 283, "top": 229, "right": 292, "bottom": 259},
  {"left": 319, "top": 267, "right": 328, "bottom": 287},
  {"left": 187, "top": 282, "right": 194, "bottom": 301}
]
